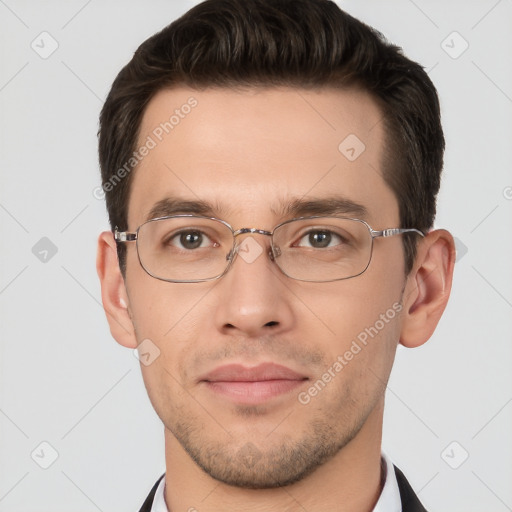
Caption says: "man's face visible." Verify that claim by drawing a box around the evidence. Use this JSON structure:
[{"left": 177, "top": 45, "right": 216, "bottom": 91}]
[{"left": 124, "top": 86, "right": 407, "bottom": 488}]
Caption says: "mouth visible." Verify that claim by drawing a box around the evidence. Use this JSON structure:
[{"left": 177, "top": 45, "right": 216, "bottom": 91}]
[{"left": 199, "top": 363, "right": 309, "bottom": 404}]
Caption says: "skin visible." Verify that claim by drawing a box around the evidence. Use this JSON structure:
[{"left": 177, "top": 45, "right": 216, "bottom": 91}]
[{"left": 97, "top": 86, "right": 455, "bottom": 511}]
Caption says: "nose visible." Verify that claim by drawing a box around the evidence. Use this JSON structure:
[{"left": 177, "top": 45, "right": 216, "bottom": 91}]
[{"left": 212, "top": 233, "right": 295, "bottom": 338}]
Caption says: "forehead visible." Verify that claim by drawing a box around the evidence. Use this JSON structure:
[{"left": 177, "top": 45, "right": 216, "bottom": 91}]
[{"left": 128, "top": 86, "right": 398, "bottom": 228}]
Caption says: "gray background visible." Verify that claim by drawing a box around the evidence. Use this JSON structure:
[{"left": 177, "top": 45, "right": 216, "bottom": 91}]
[{"left": 0, "top": 0, "right": 511, "bottom": 511}]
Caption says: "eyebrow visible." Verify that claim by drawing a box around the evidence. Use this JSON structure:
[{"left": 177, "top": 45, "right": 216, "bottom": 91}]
[
  {"left": 145, "top": 195, "right": 368, "bottom": 223},
  {"left": 145, "top": 198, "right": 228, "bottom": 222},
  {"left": 277, "top": 196, "right": 368, "bottom": 219}
]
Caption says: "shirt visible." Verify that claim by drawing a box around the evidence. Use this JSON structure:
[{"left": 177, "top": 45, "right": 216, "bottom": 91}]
[{"left": 151, "top": 452, "right": 401, "bottom": 512}]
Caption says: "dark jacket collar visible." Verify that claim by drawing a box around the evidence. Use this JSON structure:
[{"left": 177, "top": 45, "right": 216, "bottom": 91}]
[
  {"left": 138, "top": 474, "right": 164, "bottom": 512},
  {"left": 394, "top": 465, "right": 428, "bottom": 512}
]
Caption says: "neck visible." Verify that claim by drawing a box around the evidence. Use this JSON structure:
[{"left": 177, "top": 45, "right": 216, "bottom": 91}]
[{"left": 163, "top": 400, "right": 385, "bottom": 512}]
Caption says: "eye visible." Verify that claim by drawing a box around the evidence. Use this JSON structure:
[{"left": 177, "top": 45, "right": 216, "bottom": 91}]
[
  {"left": 167, "top": 230, "right": 214, "bottom": 250},
  {"left": 295, "top": 229, "right": 344, "bottom": 249}
]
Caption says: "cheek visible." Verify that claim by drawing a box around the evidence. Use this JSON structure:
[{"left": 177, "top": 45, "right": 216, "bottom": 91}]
[
  {"left": 133, "top": 289, "right": 207, "bottom": 422},
  {"left": 127, "top": 278, "right": 218, "bottom": 393},
  {"left": 297, "top": 296, "right": 401, "bottom": 420},
  {"left": 297, "top": 270, "right": 404, "bottom": 395},
  {"left": 303, "top": 270, "right": 403, "bottom": 344},
  {"left": 129, "top": 291, "right": 210, "bottom": 381},
  {"left": 125, "top": 243, "right": 213, "bottom": 343}
]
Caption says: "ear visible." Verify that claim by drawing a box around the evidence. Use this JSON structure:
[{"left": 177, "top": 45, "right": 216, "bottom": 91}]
[
  {"left": 96, "top": 231, "right": 138, "bottom": 348},
  {"left": 399, "top": 229, "right": 456, "bottom": 348}
]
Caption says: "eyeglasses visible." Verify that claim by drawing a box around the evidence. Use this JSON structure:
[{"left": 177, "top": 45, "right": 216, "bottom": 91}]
[{"left": 114, "top": 215, "right": 424, "bottom": 283}]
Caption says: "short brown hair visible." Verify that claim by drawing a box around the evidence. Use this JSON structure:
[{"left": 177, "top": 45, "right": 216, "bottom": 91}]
[{"left": 98, "top": 0, "right": 444, "bottom": 275}]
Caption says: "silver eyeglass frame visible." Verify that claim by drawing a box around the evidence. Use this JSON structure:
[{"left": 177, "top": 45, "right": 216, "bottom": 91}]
[{"left": 114, "top": 214, "right": 425, "bottom": 283}]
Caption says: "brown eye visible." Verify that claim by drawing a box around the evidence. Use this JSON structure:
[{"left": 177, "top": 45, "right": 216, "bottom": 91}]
[
  {"left": 178, "top": 231, "right": 203, "bottom": 249},
  {"left": 296, "top": 230, "right": 344, "bottom": 249},
  {"left": 166, "top": 230, "right": 211, "bottom": 250}
]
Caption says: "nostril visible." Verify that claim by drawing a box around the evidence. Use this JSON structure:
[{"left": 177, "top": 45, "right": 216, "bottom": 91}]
[{"left": 265, "top": 321, "right": 279, "bottom": 327}]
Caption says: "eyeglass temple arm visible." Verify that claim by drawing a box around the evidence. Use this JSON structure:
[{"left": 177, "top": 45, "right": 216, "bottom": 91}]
[
  {"left": 114, "top": 228, "right": 137, "bottom": 242},
  {"left": 371, "top": 228, "right": 425, "bottom": 238}
]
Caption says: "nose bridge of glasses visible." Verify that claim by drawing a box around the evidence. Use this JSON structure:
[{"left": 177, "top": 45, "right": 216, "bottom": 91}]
[
  {"left": 227, "top": 227, "right": 275, "bottom": 262},
  {"left": 233, "top": 227, "right": 273, "bottom": 237}
]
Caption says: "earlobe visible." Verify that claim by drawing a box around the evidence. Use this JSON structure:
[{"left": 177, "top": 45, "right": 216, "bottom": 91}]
[
  {"left": 399, "top": 229, "right": 456, "bottom": 348},
  {"left": 96, "top": 231, "right": 138, "bottom": 348}
]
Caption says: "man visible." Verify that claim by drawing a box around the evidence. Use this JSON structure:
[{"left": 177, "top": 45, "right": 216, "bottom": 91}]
[{"left": 96, "top": 0, "right": 455, "bottom": 510}]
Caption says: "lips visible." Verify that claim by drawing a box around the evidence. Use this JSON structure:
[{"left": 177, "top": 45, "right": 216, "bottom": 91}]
[
  {"left": 201, "top": 363, "right": 307, "bottom": 382},
  {"left": 199, "top": 363, "right": 308, "bottom": 404}
]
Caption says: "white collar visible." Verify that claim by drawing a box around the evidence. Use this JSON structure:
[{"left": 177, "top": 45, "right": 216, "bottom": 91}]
[
  {"left": 150, "top": 473, "right": 167, "bottom": 512},
  {"left": 373, "top": 452, "right": 402, "bottom": 512},
  {"left": 150, "top": 452, "right": 401, "bottom": 512}
]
